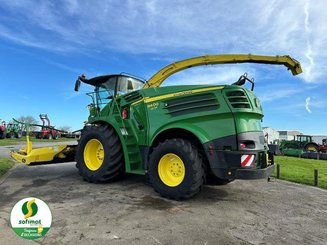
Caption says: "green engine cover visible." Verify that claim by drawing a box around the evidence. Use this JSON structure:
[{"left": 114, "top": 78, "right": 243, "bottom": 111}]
[{"left": 88, "top": 83, "right": 264, "bottom": 175}]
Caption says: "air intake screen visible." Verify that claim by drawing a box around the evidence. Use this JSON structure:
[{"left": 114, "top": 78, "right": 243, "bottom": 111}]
[
  {"left": 226, "top": 90, "right": 251, "bottom": 109},
  {"left": 165, "top": 93, "right": 219, "bottom": 116}
]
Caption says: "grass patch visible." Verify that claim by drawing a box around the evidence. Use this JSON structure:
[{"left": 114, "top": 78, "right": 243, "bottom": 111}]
[
  {"left": 0, "top": 136, "right": 76, "bottom": 146},
  {"left": 0, "top": 157, "right": 14, "bottom": 177},
  {"left": 273, "top": 156, "right": 327, "bottom": 189}
]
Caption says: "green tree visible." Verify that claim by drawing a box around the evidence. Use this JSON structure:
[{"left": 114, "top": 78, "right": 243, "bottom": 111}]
[
  {"left": 58, "top": 126, "right": 71, "bottom": 133},
  {"left": 16, "top": 115, "right": 39, "bottom": 131}
]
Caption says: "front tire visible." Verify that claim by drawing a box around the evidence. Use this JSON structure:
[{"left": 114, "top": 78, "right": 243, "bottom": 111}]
[
  {"left": 76, "top": 125, "right": 124, "bottom": 183},
  {"left": 6, "top": 132, "right": 14, "bottom": 139},
  {"left": 15, "top": 130, "right": 22, "bottom": 139},
  {"left": 149, "top": 138, "right": 204, "bottom": 200},
  {"left": 0, "top": 130, "right": 5, "bottom": 139}
]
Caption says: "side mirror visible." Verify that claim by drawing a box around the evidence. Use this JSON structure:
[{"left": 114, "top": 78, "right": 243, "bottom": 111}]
[
  {"left": 233, "top": 77, "right": 246, "bottom": 86},
  {"left": 233, "top": 73, "right": 247, "bottom": 86},
  {"left": 74, "top": 74, "right": 86, "bottom": 92},
  {"left": 232, "top": 73, "right": 255, "bottom": 91},
  {"left": 74, "top": 79, "right": 81, "bottom": 92}
]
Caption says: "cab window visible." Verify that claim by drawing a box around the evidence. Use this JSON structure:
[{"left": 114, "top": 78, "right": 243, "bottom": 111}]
[{"left": 116, "top": 76, "right": 144, "bottom": 95}]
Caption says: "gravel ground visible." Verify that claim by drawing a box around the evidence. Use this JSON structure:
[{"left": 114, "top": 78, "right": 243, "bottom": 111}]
[{"left": 0, "top": 144, "right": 326, "bottom": 244}]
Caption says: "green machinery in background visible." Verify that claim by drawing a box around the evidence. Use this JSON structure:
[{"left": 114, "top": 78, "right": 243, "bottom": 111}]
[
  {"left": 279, "top": 135, "right": 319, "bottom": 156},
  {"left": 5, "top": 123, "right": 23, "bottom": 139}
]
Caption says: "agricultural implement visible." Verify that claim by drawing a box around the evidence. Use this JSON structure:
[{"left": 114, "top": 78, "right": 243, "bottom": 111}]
[
  {"left": 10, "top": 119, "right": 75, "bottom": 164},
  {"left": 0, "top": 120, "right": 6, "bottom": 139},
  {"left": 318, "top": 139, "right": 327, "bottom": 153},
  {"left": 0, "top": 120, "right": 23, "bottom": 139},
  {"left": 280, "top": 135, "right": 319, "bottom": 156},
  {"left": 12, "top": 54, "right": 302, "bottom": 199},
  {"left": 36, "top": 114, "right": 60, "bottom": 140},
  {"left": 5, "top": 123, "right": 23, "bottom": 139}
]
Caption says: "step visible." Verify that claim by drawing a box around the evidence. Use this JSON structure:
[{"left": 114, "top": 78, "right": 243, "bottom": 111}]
[
  {"left": 127, "top": 169, "right": 145, "bottom": 175},
  {"left": 128, "top": 151, "right": 139, "bottom": 156}
]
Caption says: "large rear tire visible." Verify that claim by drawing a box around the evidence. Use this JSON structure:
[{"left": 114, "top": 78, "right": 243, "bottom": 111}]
[
  {"left": 6, "top": 132, "right": 14, "bottom": 139},
  {"left": 53, "top": 133, "right": 59, "bottom": 140},
  {"left": 149, "top": 138, "right": 204, "bottom": 200},
  {"left": 36, "top": 132, "right": 42, "bottom": 139},
  {"left": 0, "top": 130, "right": 5, "bottom": 139},
  {"left": 304, "top": 143, "right": 318, "bottom": 152},
  {"left": 76, "top": 125, "right": 124, "bottom": 183}
]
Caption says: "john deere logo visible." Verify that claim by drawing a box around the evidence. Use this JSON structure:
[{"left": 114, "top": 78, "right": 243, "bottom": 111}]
[{"left": 10, "top": 197, "right": 52, "bottom": 240}]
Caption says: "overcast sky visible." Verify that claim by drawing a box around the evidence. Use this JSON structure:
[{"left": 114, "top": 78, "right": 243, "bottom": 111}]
[{"left": 0, "top": 0, "right": 326, "bottom": 135}]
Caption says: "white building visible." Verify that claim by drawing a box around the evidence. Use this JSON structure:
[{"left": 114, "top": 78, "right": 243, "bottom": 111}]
[
  {"left": 263, "top": 127, "right": 279, "bottom": 144},
  {"left": 312, "top": 135, "right": 327, "bottom": 144},
  {"left": 278, "top": 130, "right": 302, "bottom": 141}
]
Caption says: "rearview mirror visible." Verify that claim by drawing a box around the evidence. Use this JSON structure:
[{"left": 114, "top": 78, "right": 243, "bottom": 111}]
[
  {"left": 232, "top": 73, "right": 255, "bottom": 91},
  {"left": 74, "top": 74, "right": 86, "bottom": 92},
  {"left": 74, "top": 79, "right": 81, "bottom": 92},
  {"left": 233, "top": 77, "right": 246, "bottom": 86}
]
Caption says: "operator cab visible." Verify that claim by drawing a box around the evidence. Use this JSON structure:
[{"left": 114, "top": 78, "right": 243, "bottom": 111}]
[
  {"left": 74, "top": 74, "right": 145, "bottom": 115},
  {"left": 97, "top": 75, "right": 144, "bottom": 96},
  {"left": 294, "top": 135, "right": 312, "bottom": 142}
]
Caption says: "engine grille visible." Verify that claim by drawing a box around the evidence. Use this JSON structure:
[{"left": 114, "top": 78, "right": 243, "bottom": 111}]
[
  {"left": 164, "top": 93, "right": 219, "bottom": 116},
  {"left": 225, "top": 90, "right": 251, "bottom": 109}
]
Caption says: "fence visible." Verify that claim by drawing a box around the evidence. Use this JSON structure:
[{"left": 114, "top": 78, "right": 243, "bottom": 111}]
[{"left": 275, "top": 164, "right": 320, "bottom": 187}]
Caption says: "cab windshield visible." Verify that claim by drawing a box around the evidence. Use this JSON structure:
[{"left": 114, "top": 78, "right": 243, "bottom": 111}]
[
  {"left": 116, "top": 76, "right": 144, "bottom": 95},
  {"left": 95, "top": 75, "right": 144, "bottom": 109},
  {"left": 295, "top": 135, "right": 312, "bottom": 142},
  {"left": 99, "top": 75, "right": 144, "bottom": 96}
]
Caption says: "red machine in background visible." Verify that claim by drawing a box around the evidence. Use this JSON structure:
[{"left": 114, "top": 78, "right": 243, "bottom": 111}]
[
  {"left": 36, "top": 114, "right": 59, "bottom": 140},
  {"left": 319, "top": 139, "right": 327, "bottom": 153},
  {"left": 0, "top": 120, "right": 6, "bottom": 139}
]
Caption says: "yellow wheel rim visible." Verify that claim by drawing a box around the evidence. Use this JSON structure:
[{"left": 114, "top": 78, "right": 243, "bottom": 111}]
[
  {"left": 84, "top": 139, "right": 104, "bottom": 171},
  {"left": 307, "top": 146, "right": 316, "bottom": 151},
  {"left": 158, "top": 153, "right": 185, "bottom": 187}
]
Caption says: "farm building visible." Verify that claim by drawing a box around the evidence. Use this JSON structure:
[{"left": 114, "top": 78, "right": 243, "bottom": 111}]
[{"left": 263, "top": 127, "right": 279, "bottom": 144}]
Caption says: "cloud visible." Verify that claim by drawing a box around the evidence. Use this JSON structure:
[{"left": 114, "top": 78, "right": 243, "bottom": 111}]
[
  {"left": 259, "top": 88, "right": 303, "bottom": 102},
  {"left": 43, "top": 59, "right": 82, "bottom": 74},
  {"left": 164, "top": 65, "right": 256, "bottom": 87},
  {"left": 20, "top": 95, "right": 30, "bottom": 100},
  {"left": 0, "top": 0, "right": 327, "bottom": 83},
  {"left": 303, "top": 0, "right": 315, "bottom": 82},
  {"left": 305, "top": 95, "right": 327, "bottom": 111},
  {"left": 305, "top": 96, "right": 312, "bottom": 113}
]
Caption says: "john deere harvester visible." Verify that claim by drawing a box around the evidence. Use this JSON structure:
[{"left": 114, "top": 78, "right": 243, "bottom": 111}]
[{"left": 12, "top": 54, "right": 302, "bottom": 199}]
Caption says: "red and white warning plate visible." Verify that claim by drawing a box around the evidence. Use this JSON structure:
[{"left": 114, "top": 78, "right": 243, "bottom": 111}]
[{"left": 241, "top": 154, "right": 255, "bottom": 167}]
